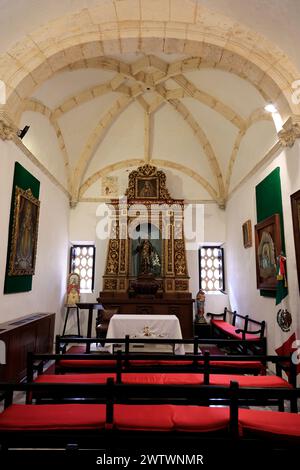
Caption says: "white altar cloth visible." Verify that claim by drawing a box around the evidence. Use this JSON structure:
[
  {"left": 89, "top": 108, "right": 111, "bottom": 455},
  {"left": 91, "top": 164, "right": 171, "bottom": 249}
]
[{"left": 105, "top": 314, "right": 184, "bottom": 355}]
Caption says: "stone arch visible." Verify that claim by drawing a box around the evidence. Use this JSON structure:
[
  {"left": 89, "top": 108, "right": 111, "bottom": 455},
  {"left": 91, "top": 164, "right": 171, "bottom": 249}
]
[
  {"left": 79, "top": 158, "right": 219, "bottom": 203},
  {"left": 0, "top": 3, "right": 299, "bottom": 121}
]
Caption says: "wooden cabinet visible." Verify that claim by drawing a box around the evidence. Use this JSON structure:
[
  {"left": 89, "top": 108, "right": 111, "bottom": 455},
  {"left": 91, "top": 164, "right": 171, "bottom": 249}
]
[
  {"left": 98, "top": 297, "right": 193, "bottom": 338},
  {"left": 0, "top": 313, "right": 55, "bottom": 382},
  {"left": 194, "top": 321, "right": 211, "bottom": 339}
]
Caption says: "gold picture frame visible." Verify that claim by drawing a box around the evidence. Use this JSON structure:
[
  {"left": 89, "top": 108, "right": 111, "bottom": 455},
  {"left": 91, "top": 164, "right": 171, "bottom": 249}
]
[
  {"left": 255, "top": 214, "right": 281, "bottom": 290},
  {"left": 291, "top": 189, "right": 300, "bottom": 291},
  {"left": 8, "top": 186, "right": 40, "bottom": 276},
  {"left": 242, "top": 220, "right": 252, "bottom": 248}
]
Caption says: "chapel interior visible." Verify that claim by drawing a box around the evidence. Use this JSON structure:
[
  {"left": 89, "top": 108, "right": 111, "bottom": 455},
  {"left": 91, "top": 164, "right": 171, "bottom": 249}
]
[{"left": 0, "top": 0, "right": 300, "bottom": 462}]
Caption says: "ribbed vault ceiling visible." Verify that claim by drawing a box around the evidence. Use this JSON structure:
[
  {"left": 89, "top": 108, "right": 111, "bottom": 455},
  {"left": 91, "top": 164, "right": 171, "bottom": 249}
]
[{"left": 0, "top": 0, "right": 299, "bottom": 206}]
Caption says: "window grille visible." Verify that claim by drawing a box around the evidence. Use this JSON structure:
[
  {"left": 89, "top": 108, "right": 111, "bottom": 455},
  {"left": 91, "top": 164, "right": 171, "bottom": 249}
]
[
  {"left": 70, "top": 245, "right": 95, "bottom": 293},
  {"left": 199, "top": 246, "right": 225, "bottom": 292}
]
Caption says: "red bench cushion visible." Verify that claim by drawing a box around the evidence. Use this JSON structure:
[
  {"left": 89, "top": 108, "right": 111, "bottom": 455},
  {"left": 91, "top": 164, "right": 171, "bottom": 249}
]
[
  {"left": 211, "top": 320, "right": 260, "bottom": 341},
  {"left": 35, "top": 373, "right": 115, "bottom": 383},
  {"left": 0, "top": 404, "right": 106, "bottom": 430},
  {"left": 172, "top": 406, "right": 230, "bottom": 432},
  {"left": 209, "top": 360, "right": 263, "bottom": 371},
  {"left": 209, "top": 374, "right": 291, "bottom": 388},
  {"left": 114, "top": 405, "right": 229, "bottom": 432},
  {"left": 36, "top": 373, "right": 204, "bottom": 385},
  {"left": 114, "top": 404, "right": 174, "bottom": 431},
  {"left": 239, "top": 409, "right": 300, "bottom": 437},
  {"left": 122, "top": 373, "right": 203, "bottom": 385},
  {"left": 128, "top": 360, "right": 160, "bottom": 366},
  {"left": 58, "top": 359, "right": 117, "bottom": 368},
  {"left": 155, "top": 360, "right": 194, "bottom": 366}
]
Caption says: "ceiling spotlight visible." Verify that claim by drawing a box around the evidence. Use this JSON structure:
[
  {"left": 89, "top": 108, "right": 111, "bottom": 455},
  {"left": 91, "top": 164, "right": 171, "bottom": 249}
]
[
  {"left": 264, "top": 103, "right": 277, "bottom": 113},
  {"left": 17, "top": 125, "right": 30, "bottom": 139}
]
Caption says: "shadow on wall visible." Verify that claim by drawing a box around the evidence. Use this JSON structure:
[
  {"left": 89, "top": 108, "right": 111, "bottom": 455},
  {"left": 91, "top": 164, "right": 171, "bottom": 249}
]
[{"left": 164, "top": 170, "right": 183, "bottom": 198}]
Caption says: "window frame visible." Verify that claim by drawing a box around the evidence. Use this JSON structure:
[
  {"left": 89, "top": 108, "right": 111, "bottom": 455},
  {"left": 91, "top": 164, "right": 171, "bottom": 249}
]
[
  {"left": 198, "top": 245, "right": 225, "bottom": 293},
  {"left": 69, "top": 244, "right": 96, "bottom": 293}
]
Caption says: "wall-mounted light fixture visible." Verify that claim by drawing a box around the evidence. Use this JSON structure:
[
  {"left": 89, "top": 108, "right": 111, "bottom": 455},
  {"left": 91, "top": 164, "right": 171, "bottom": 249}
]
[{"left": 17, "top": 125, "right": 30, "bottom": 139}]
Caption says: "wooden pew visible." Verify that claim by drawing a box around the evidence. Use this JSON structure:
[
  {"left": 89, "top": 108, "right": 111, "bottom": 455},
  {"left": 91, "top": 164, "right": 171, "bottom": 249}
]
[
  {"left": 27, "top": 351, "right": 297, "bottom": 410},
  {"left": 0, "top": 380, "right": 299, "bottom": 454},
  {"left": 207, "top": 308, "right": 266, "bottom": 355}
]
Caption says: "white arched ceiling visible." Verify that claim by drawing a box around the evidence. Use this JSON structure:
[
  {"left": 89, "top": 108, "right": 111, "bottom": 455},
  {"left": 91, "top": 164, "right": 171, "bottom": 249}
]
[
  {"left": 230, "top": 120, "right": 278, "bottom": 190},
  {"left": 31, "top": 69, "right": 117, "bottom": 108},
  {"left": 20, "top": 111, "right": 68, "bottom": 188},
  {"left": 0, "top": 0, "right": 300, "bottom": 71},
  {"left": 181, "top": 97, "right": 239, "bottom": 177},
  {"left": 152, "top": 102, "right": 217, "bottom": 187},
  {"left": 16, "top": 57, "right": 280, "bottom": 206},
  {"left": 1, "top": 1, "right": 299, "bottom": 207},
  {"left": 59, "top": 93, "right": 122, "bottom": 169},
  {"left": 83, "top": 164, "right": 214, "bottom": 201},
  {"left": 183, "top": 69, "right": 266, "bottom": 119},
  {"left": 85, "top": 101, "right": 145, "bottom": 177}
]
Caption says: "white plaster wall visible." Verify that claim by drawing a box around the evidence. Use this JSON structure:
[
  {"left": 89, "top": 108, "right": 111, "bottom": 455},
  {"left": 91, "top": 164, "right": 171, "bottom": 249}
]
[
  {"left": 70, "top": 200, "right": 228, "bottom": 329},
  {"left": 152, "top": 103, "right": 216, "bottom": 187},
  {"left": 69, "top": 201, "right": 109, "bottom": 334},
  {"left": 59, "top": 93, "right": 121, "bottom": 169},
  {"left": 32, "top": 69, "right": 116, "bottom": 108},
  {"left": 0, "top": 140, "right": 69, "bottom": 336},
  {"left": 84, "top": 165, "right": 215, "bottom": 200},
  {"left": 84, "top": 101, "right": 145, "bottom": 179},
  {"left": 20, "top": 111, "right": 68, "bottom": 188},
  {"left": 187, "top": 203, "right": 229, "bottom": 318},
  {"left": 184, "top": 69, "right": 265, "bottom": 119},
  {"left": 182, "top": 97, "right": 238, "bottom": 177},
  {"left": 230, "top": 121, "right": 277, "bottom": 191},
  {"left": 226, "top": 142, "right": 300, "bottom": 355}
]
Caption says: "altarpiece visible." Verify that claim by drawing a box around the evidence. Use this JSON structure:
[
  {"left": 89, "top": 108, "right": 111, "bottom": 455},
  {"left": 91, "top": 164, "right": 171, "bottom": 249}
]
[{"left": 98, "top": 164, "right": 193, "bottom": 337}]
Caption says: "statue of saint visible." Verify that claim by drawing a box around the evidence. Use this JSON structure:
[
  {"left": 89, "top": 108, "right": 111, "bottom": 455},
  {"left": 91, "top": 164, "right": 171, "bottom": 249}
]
[{"left": 135, "top": 239, "right": 161, "bottom": 276}]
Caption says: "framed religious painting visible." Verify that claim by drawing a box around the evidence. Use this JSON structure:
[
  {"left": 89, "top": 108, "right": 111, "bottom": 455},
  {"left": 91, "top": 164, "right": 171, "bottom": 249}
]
[
  {"left": 8, "top": 186, "right": 40, "bottom": 276},
  {"left": 254, "top": 214, "right": 281, "bottom": 290},
  {"left": 66, "top": 272, "right": 81, "bottom": 306},
  {"left": 242, "top": 220, "right": 252, "bottom": 248},
  {"left": 291, "top": 189, "right": 300, "bottom": 291},
  {"left": 136, "top": 177, "right": 159, "bottom": 199}
]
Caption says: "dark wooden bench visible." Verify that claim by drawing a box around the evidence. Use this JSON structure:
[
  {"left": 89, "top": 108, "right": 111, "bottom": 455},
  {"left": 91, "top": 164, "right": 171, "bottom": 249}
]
[
  {"left": 0, "top": 380, "right": 299, "bottom": 454},
  {"left": 207, "top": 308, "right": 266, "bottom": 355},
  {"left": 54, "top": 335, "right": 267, "bottom": 374},
  {"left": 27, "top": 350, "right": 297, "bottom": 411}
]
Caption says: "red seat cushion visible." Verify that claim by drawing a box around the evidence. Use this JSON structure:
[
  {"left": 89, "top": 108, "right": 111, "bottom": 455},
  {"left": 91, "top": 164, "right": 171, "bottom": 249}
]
[
  {"left": 239, "top": 409, "right": 300, "bottom": 437},
  {"left": 128, "top": 360, "right": 160, "bottom": 367},
  {"left": 209, "top": 360, "right": 264, "bottom": 371},
  {"left": 114, "top": 404, "right": 174, "bottom": 431},
  {"left": 58, "top": 359, "right": 117, "bottom": 368},
  {"left": 209, "top": 374, "right": 291, "bottom": 388},
  {"left": 156, "top": 360, "right": 194, "bottom": 366},
  {"left": 172, "top": 406, "right": 230, "bottom": 432},
  {"left": 122, "top": 373, "right": 165, "bottom": 384},
  {"left": 128, "top": 360, "right": 194, "bottom": 367},
  {"left": 0, "top": 404, "right": 106, "bottom": 430},
  {"left": 162, "top": 373, "right": 203, "bottom": 385},
  {"left": 35, "top": 373, "right": 115, "bottom": 383},
  {"left": 211, "top": 320, "right": 260, "bottom": 341}
]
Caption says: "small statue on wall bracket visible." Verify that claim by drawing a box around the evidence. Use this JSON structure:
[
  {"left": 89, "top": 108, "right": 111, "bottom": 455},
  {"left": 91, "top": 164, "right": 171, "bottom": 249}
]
[{"left": 195, "top": 289, "right": 206, "bottom": 324}]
